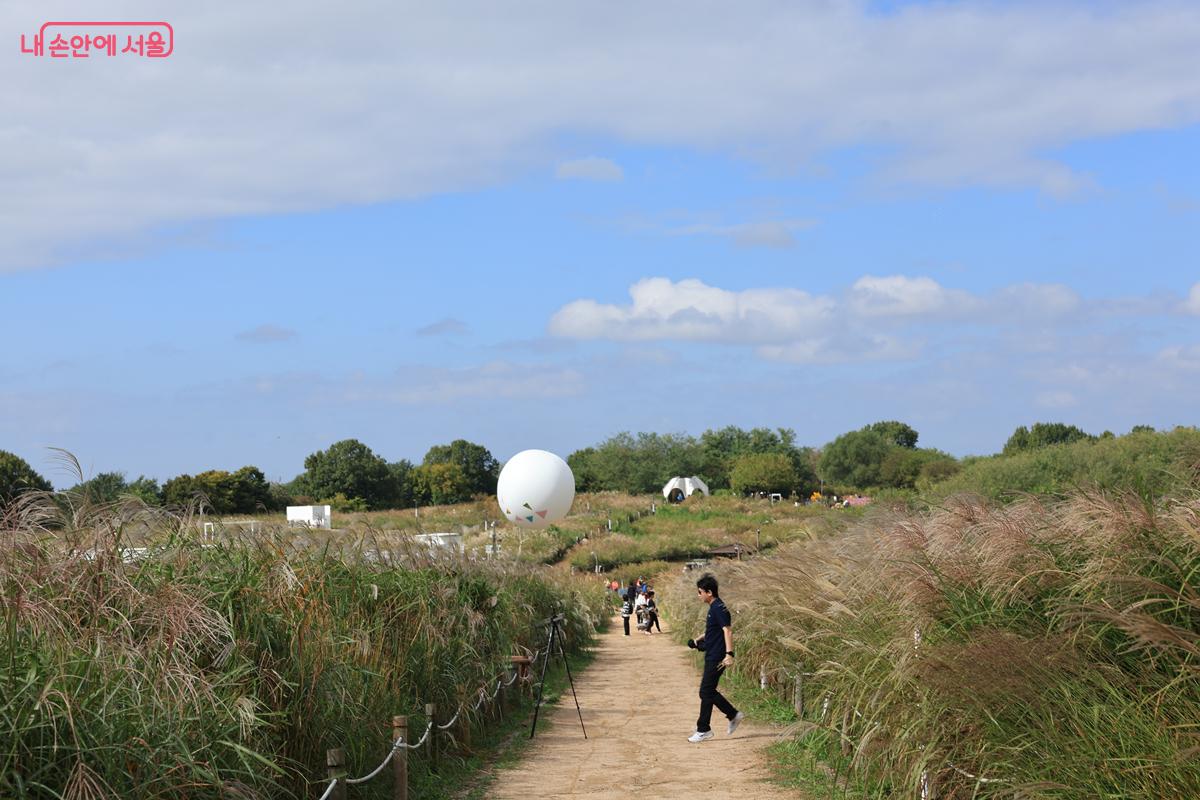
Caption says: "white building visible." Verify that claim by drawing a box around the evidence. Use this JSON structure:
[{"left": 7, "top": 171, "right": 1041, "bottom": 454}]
[{"left": 287, "top": 505, "right": 332, "bottom": 529}]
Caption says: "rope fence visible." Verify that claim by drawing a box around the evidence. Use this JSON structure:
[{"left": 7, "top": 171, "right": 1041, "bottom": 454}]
[{"left": 311, "top": 642, "right": 550, "bottom": 800}]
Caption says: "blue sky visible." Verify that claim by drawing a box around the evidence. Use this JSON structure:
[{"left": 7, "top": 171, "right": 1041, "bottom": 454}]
[{"left": 2, "top": 1, "right": 1199, "bottom": 485}]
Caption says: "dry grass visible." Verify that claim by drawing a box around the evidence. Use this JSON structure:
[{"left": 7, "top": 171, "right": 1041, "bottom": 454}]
[
  {"left": 1, "top": 488, "right": 608, "bottom": 799},
  {"left": 664, "top": 490, "right": 1200, "bottom": 798}
]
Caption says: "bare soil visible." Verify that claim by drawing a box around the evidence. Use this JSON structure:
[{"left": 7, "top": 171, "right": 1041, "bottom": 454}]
[{"left": 487, "top": 615, "right": 806, "bottom": 800}]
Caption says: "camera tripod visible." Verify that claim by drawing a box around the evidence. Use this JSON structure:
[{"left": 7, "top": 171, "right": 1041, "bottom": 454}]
[{"left": 529, "top": 609, "right": 587, "bottom": 740}]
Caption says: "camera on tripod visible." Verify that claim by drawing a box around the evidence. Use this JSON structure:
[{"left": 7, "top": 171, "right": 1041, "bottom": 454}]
[{"left": 528, "top": 606, "right": 586, "bottom": 740}]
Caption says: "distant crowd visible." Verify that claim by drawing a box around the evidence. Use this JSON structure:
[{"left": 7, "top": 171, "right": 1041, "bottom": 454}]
[{"left": 615, "top": 577, "right": 661, "bottom": 636}]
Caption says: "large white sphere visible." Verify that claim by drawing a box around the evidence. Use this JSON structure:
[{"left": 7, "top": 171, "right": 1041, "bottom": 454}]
[{"left": 497, "top": 449, "right": 575, "bottom": 529}]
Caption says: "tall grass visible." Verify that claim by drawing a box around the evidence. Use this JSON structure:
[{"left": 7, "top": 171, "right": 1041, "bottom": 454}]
[
  {"left": 665, "top": 490, "right": 1200, "bottom": 798},
  {"left": 1, "top": 490, "right": 606, "bottom": 799},
  {"left": 565, "top": 494, "right": 843, "bottom": 571},
  {"left": 930, "top": 427, "right": 1200, "bottom": 502}
]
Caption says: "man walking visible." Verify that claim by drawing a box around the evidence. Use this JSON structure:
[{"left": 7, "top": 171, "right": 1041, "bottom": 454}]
[{"left": 687, "top": 574, "right": 744, "bottom": 742}]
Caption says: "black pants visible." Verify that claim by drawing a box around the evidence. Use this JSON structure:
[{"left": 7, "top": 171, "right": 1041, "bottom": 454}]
[
  {"left": 650, "top": 612, "right": 661, "bottom": 632},
  {"left": 623, "top": 615, "right": 630, "bottom": 635},
  {"left": 696, "top": 660, "right": 738, "bottom": 733}
]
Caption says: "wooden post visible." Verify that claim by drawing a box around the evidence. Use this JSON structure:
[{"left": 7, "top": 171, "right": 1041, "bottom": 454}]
[
  {"left": 840, "top": 708, "right": 852, "bottom": 756},
  {"left": 760, "top": 664, "right": 768, "bottom": 690},
  {"left": 793, "top": 673, "right": 804, "bottom": 718},
  {"left": 425, "top": 703, "right": 439, "bottom": 772},
  {"left": 392, "top": 715, "right": 408, "bottom": 800},
  {"left": 511, "top": 655, "right": 532, "bottom": 699},
  {"left": 499, "top": 672, "right": 510, "bottom": 718},
  {"left": 326, "top": 748, "right": 347, "bottom": 800}
]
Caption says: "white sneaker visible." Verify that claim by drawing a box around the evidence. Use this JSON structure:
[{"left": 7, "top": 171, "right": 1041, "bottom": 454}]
[
  {"left": 726, "top": 711, "right": 745, "bottom": 736},
  {"left": 687, "top": 730, "right": 714, "bottom": 743}
]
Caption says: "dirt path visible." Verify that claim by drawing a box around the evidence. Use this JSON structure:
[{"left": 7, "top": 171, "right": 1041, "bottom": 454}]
[{"left": 487, "top": 616, "right": 805, "bottom": 800}]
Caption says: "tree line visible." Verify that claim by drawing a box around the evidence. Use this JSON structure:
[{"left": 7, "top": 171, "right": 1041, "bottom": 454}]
[
  {"left": 0, "top": 420, "right": 1160, "bottom": 512},
  {"left": 568, "top": 421, "right": 959, "bottom": 497},
  {"left": 0, "top": 438, "right": 500, "bottom": 514}
]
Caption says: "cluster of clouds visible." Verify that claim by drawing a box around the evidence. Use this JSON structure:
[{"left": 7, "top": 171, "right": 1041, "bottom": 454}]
[
  {"left": 549, "top": 276, "right": 1200, "bottom": 366},
  {"left": 4, "top": 0, "right": 1200, "bottom": 269}
]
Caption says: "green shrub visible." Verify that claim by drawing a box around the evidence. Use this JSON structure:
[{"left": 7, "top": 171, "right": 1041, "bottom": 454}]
[{"left": 931, "top": 427, "right": 1200, "bottom": 501}]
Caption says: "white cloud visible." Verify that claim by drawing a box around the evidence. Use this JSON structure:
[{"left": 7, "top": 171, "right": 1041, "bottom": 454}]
[
  {"left": 668, "top": 219, "right": 816, "bottom": 249},
  {"left": 555, "top": 156, "right": 624, "bottom": 182},
  {"left": 849, "top": 275, "right": 977, "bottom": 317},
  {"left": 549, "top": 275, "right": 1200, "bottom": 369},
  {"left": 757, "top": 334, "right": 919, "bottom": 365},
  {"left": 1183, "top": 283, "right": 1200, "bottom": 315},
  {"left": 1156, "top": 344, "right": 1200, "bottom": 371},
  {"left": 993, "top": 283, "right": 1082, "bottom": 317},
  {"left": 4, "top": 1, "right": 1200, "bottom": 270},
  {"left": 548, "top": 277, "right": 834, "bottom": 343}
]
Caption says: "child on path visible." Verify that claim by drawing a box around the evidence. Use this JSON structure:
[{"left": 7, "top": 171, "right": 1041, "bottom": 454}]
[
  {"left": 687, "top": 574, "right": 744, "bottom": 742},
  {"left": 645, "top": 590, "right": 661, "bottom": 633},
  {"left": 621, "top": 587, "right": 634, "bottom": 636}
]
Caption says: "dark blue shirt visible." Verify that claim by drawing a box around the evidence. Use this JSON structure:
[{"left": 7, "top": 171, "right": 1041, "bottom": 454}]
[{"left": 703, "top": 597, "right": 731, "bottom": 663}]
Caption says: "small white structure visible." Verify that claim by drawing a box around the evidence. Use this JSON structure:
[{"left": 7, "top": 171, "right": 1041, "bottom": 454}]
[
  {"left": 202, "top": 519, "right": 261, "bottom": 542},
  {"left": 287, "top": 505, "right": 332, "bottom": 529},
  {"left": 412, "top": 532, "right": 465, "bottom": 555},
  {"left": 662, "top": 476, "right": 710, "bottom": 502}
]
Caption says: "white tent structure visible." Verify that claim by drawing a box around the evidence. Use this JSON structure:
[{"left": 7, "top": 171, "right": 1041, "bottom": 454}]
[{"left": 662, "top": 476, "right": 709, "bottom": 502}]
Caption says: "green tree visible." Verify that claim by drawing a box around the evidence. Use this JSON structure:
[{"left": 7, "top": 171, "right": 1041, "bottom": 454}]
[
  {"left": 388, "top": 459, "right": 417, "bottom": 508},
  {"left": 161, "top": 468, "right": 267, "bottom": 513},
  {"left": 193, "top": 470, "right": 238, "bottom": 513},
  {"left": 298, "top": 439, "right": 393, "bottom": 509},
  {"left": 267, "top": 482, "right": 294, "bottom": 511},
  {"left": 566, "top": 447, "right": 601, "bottom": 492},
  {"left": 565, "top": 432, "right": 704, "bottom": 493},
  {"left": 412, "top": 462, "right": 472, "bottom": 505},
  {"left": 161, "top": 474, "right": 199, "bottom": 508},
  {"left": 127, "top": 476, "right": 162, "bottom": 505},
  {"left": 818, "top": 429, "right": 891, "bottom": 489},
  {"left": 788, "top": 446, "right": 821, "bottom": 496},
  {"left": 230, "top": 466, "right": 271, "bottom": 513},
  {"left": 729, "top": 453, "right": 798, "bottom": 496},
  {"left": 879, "top": 448, "right": 960, "bottom": 490},
  {"left": 1003, "top": 422, "right": 1095, "bottom": 455},
  {"left": 866, "top": 420, "right": 919, "bottom": 449},
  {"left": 422, "top": 440, "right": 499, "bottom": 496},
  {"left": 69, "top": 472, "right": 129, "bottom": 504},
  {"left": 0, "top": 450, "right": 52, "bottom": 507},
  {"left": 916, "top": 454, "right": 961, "bottom": 487},
  {"left": 698, "top": 425, "right": 820, "bottom": 493}
]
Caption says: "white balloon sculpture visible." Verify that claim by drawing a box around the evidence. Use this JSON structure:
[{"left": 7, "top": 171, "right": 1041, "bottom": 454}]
[{"left": 497, "top": 449, "right": 575, "bottom": 529}]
